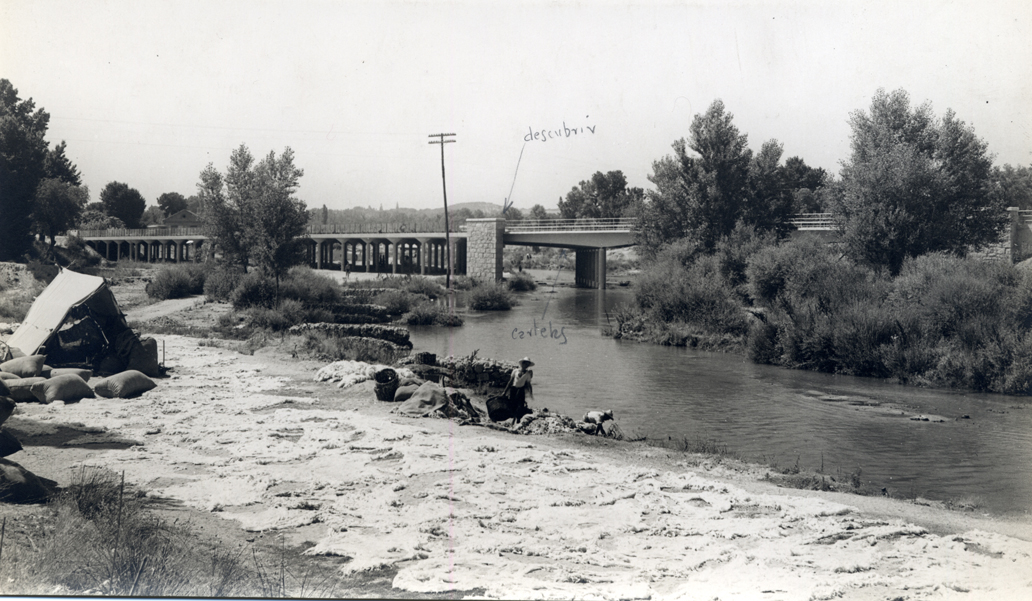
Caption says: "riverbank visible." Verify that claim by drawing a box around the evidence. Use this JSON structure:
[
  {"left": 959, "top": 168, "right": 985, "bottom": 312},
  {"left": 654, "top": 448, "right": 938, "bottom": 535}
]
[{"left": 4, "top": 333, "right": 1032, "bottom": 598}]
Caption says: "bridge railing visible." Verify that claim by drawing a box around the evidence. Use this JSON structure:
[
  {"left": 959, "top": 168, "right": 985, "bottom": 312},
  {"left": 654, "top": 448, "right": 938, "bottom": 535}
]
[
  {"left": 305, "top": 221, "right": 460, "bottom": 235},
  {"left": 788, "top": 213, "right": 836, "bottom": 230},
  {"left": 504, "top": 217, "right": 637, "bottom": 232},
  {"left": 72, "top": 227, "right": 208, "bottom": 238},
  {"left": 1019, "top": 210, "right": 1032, "bottom": 226}
]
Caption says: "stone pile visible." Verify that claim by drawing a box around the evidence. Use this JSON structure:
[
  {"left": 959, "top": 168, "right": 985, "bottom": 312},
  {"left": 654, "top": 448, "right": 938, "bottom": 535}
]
[
  {"left": 438, "top": 353, "right": 518, "bottom": 388},
  {"left": 289, "top": 323, "right": 412, "bottom": 347}
]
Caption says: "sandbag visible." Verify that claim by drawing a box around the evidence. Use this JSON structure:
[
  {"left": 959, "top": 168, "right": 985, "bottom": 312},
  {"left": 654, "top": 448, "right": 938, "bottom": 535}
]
[
  {"left": 50, "top": 368, "right": 93, "bottom": 382},
  {"left": 126, "top": 337, "right": 160, "bottom": 378},
  {"left": 0, "top": 457, "right": 50, "bottom": 503},
  {"left": 30, "top": 374, "right": 95, "bottom": 404},
  {"left": 7, "top": 377, "right": 46, "bottom": 402},
  {"left": 0, "top": 371, "right": 19, "bottom": 380},
  {"left": 92, "top": 370, "right": 157, "bottom": 399},
  {"left": 0, "top": 378, "right": 9, "bottom": 397},
  {"left": 0, "top": 429, "right": 22, "bottom": 457},
  {"left": 40, "top": 364, "right": 53, "bottom": 378},
  {"left": 393, "top": 384, "right": 419, "bottom": 403},
  {"left": 0, "top": 355, "right": 46, "bottom": 378},
  {"left": 0, "top": 397, "right": 14, "bottom": 426}
]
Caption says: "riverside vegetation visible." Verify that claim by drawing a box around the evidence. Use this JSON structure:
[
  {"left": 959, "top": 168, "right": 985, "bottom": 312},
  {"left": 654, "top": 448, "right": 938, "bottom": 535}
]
[{"left": 618, "top": 226, "right": 1032, "bottom": 396}]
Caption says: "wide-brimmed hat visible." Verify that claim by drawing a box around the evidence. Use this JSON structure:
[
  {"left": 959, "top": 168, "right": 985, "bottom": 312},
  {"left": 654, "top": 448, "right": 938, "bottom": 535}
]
[{"left": 519, "top": 357, "right": 535, "bottom": 366}]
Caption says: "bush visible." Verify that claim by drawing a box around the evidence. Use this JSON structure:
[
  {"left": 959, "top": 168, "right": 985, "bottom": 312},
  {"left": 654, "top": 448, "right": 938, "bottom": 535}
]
[
  {"left": 279, "top": 266, "right": 341, "bottom": 307},
  {"left": 468, "top": 283, "right": 514, "bottom": 311},
  {"left": 506, "top": 272, "right": 537, "bottom": 292},
  {"left": 372, "top": 289, "right": 414, "bottom": 315},
  {"left": 405, "top": 301, "right": 464, "bottom": 326},
  {"left": 243, "top": 299, "right": 306, "bottom": 331},
  {"left": 298, "top": 332, "right": 405, "bottom": 364},
  {"left": 146, "top": 263, "right": 206, "bottom": 300},
  {"left": 230, "top": 273, "right": 278, "bottom": 309},
  {"left": 203, "top": 264, "right": 244, "bottom": 302},
  {"left": 404, "top": 276, "right": 446, "bottom": 298},
  {"left": 448, "top": 275, "right": 476, "bottom": 291}
]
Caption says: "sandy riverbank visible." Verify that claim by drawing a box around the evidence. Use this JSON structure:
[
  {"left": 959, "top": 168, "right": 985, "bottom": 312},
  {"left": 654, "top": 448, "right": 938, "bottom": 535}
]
[{"left": 5, "top": 333, "right": 1032, "bottom": 599}]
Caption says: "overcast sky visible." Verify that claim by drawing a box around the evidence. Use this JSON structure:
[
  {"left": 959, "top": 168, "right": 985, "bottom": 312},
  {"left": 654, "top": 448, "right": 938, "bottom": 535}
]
[{"left": 2, "top": 0, "right": 1030, "bottom": 213}]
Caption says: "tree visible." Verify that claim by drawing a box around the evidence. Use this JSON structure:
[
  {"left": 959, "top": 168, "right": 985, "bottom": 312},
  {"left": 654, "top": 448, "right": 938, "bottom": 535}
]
[
  {"left": 32, "top": 178, "right": 88, "bottom": 246},
  {"left": 321, "top": 204, "right": 328, "bottom": 225},
  {"left": 636, "top": 100, "right": 756, "bottom": 257},
  {"left": 77, "top": 208, "right": 124, "bottom": 231},
  {"left": 993, "top": 164, "right": 1032, "bottom": 210},
  {"left": 198, "top": 144, "right": 309, "bottom": 280},
  {"left": 140, "top": 205, "right": 164, "bottom": 226},
  {"left": 0, "top": 79, "right": 50, "bottom": 260},
  {"left": 835, "top": 89, "right": 1005, "bottom": 275},
  {"left": 529, "top": 204, "right": 549, "bottom": 221},
  {"left": 157, "top": 191, "right": 188, "bottom": 217},
  {"left": 100, "top": 181, "right": 146, "bottom": 229},
  {"left": 742, "top": 140, "right": 794, "bottom": 235},
  {"left": 559, "top": 170, "right": 643, "bottom": 220},
  {"left": 781, "top": 156, "right": 829, "bottom": 213},
  {"left": 44, "top": 140, "right": 81, "bottom": 186}
]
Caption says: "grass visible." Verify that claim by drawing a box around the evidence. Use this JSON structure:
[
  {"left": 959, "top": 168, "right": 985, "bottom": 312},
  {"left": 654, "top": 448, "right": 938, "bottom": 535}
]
[{"left": 0, "top": 467, "right": 345, "bottom": 597}]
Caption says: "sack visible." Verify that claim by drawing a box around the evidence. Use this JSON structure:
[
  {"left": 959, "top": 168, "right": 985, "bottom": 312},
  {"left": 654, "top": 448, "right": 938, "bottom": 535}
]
[
  {"left": 93, "top": 370, "right": 157, "bottom": 399},
  {"left": 393, "top": 384, "right": 419, "bottom": 403},
  {"left": 6, "top": 378, "right": 46, "bottom": 402},
  {"left": 0, "top": 372, "right": 19, "bottom": 380},
  {"left": 0, "top": 355, "right": 46, "bottom": 378},
  {"left": 49, "top": 368, "right": 93, "bottom": 382},
  {"left": 30, "top": 374, "right": 95, "bottom": 404},
  {"left": 0, "top": 378, "right": 10, "bottom": 397},
  {"left": 0, "top": 396, "right": 15, "bottom": 426},
  {"left": 0, "top": 429, "right": 23, "bottom": 458},
  {"left": 126, "top": 337, "right": 160, "bottom": 377}
]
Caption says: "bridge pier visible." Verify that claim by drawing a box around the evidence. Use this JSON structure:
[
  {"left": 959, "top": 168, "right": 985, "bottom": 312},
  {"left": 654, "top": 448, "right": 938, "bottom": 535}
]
[
  {"left": 575, "top": 248, "right": 607, "bottom": 289},
  {"left": 467, "top": 218, "right": 506, "bottom": 283}
]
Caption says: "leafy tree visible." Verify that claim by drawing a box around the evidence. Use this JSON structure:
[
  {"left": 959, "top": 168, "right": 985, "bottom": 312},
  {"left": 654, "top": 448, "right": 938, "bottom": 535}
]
[
  {"left": 993, "top": 164, "right": 1032, "bottom": 210},
  {"left": 559, "top": 170, "right": 643, "bottom": 219},
  {"left": 77, "top": 209, "right": 125, "bottom": 231},
  {"left": 0, "top": 79, "right": 50, "bottom": 260},
  {"left": 638, "top": 100, "right": 786, "bottom": 257},
  {"left": 32, "top": 178, "right": 88, "bottom": 246},
  {"left": 157, "top": 191, "right": 188, "bottom": 217},
  {"left": 529, "top": 204, "right": 549, "bottom": 221},
  {"left": 502, "top": 206, "right": 524, "bottom": 221},
  {"left": 742, "top": 140, "right": 794, "bottom": 235},
  {"left": 781, "top": 156, "right": 829, "bottom": 213},
  {"left": 198, "top": 144, "right": 309, "bottom": 280},
  {"left": 835, "top": 89, "right": 1005, "bottom": 275},
  {"left": 44, "top": 140, "right": 81, "bottom": 186},
  {"left": 140, "top": 205, "right": 164, "bottom": 226},
  {"left": 100, "top": 181, "right": 146, "bottom": 229}
]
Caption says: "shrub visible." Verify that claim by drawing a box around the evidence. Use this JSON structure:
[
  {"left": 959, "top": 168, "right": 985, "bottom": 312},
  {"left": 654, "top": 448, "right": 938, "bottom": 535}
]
[
  {"left": 203, "top": 264, "right": 244, "bottom": 302},
  {"left": 372, "top": 289, "right": 414, "bottom": 315},
  {"left": 405, "top": 301, "right": 463, "bottom": 326},
  {"left": 468, "top": 282, "right": 514, "bottom": 311},
  {"left": 449, "top": 275, "right": 476, "bottom": 291},
  {"left": 243, "top": 299, "right": 306, "bottom": 331},
  {"left": 279, "top": 266, "right": 341, "bottom": 307},
  {"left": 404, "top": 276, "right": 446, "bottom": 298},
  {"left": 506, "top": 272, "right": 537, "bottom": 292},
  {"left": 146, "top": 263, "right": 206, "bottom": 300},
  {"left": 230, "top": 273, "right": 278, "bottom": 309}
]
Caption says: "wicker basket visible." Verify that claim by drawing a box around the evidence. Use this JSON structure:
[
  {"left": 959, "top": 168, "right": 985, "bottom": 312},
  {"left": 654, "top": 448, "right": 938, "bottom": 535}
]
[{"left": 373, "top": 368, "right": 399, "bottom": 401}]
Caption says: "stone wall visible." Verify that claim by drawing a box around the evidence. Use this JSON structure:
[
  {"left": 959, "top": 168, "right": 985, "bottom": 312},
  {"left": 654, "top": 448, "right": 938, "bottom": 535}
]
[{"left": 466, "top": 218, "right": 505, "bottom": 283}]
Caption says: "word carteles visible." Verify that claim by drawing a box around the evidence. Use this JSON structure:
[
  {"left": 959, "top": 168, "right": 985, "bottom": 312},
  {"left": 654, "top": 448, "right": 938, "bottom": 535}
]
[
  {"left": 512, "top": 318, "right": 568, "bottom": 345},
  {"left": 525, "top": 119, "right": 596, "bottom": 143}
]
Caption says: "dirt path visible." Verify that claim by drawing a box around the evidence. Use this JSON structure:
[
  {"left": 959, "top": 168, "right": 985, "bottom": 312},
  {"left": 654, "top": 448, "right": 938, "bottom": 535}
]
[{"left": 7, "top": 335, "right": 1032, "bottom": 599}]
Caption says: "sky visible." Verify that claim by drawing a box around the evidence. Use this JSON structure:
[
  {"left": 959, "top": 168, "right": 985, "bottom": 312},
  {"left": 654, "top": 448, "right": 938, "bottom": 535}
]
[{"left": 2, "top": 0, "right": 1030, "bottom": 214}]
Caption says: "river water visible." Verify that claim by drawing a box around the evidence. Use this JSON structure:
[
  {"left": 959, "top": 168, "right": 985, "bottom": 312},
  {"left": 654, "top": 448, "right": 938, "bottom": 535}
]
[{"left": 408, "top": 270, "right": 1032, "bottom": 516}]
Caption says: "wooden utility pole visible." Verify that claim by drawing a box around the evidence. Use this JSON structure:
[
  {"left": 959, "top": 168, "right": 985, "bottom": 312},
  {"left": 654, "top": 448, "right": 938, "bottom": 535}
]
[{"left": 428, "top": 133, "right": 456, "bottom": 288}]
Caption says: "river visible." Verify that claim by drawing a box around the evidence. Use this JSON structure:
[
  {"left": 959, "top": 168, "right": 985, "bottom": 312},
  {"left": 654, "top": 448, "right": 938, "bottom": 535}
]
[{"left": 407, "top": 269, "right": 1032, "bottom": 517}]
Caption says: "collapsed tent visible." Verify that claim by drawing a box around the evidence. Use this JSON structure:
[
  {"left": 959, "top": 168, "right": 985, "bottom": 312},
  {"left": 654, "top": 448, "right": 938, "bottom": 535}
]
[{"left": 4, "top": 269, "right": 160, "bottom": 377}]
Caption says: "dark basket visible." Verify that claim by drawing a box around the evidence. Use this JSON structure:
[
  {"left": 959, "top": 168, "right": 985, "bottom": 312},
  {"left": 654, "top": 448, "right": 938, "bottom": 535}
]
[
  {"left": 373, "top": 368, "right": 399, "bottom": 401},
  {"left": 414, "top": 352, "right": 437, "bottom": 365}
]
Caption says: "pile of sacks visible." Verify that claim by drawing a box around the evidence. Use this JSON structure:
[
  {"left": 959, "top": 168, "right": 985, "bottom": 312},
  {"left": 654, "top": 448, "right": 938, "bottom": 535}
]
[
  {"left": 315, "top": 360, "right": 416, "bottom": 389},
  {"left": 0, "top": 354, "right": 157, "bottom": 404}
]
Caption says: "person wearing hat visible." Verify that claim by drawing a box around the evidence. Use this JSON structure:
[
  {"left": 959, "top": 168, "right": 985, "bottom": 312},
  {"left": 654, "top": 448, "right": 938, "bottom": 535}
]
[{"left": 503, "top": 357, "right": 535, "bottom": 417}]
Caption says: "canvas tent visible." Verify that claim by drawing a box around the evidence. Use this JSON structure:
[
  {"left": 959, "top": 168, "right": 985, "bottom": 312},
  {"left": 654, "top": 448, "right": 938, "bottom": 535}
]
[{"left": 5, "top": 269, "right": 160, "bottom": 377}]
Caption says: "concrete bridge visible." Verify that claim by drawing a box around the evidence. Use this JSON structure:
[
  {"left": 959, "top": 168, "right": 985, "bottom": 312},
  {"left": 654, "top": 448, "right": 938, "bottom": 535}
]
[{"left": 74, "top": 217, "right": 638, "bottom": 288}]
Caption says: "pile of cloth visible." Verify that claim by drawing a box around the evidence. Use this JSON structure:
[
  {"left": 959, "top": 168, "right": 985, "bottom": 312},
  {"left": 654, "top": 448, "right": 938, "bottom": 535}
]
[{"left": 315, "top": 360, "right": 415, "bottom": 389}]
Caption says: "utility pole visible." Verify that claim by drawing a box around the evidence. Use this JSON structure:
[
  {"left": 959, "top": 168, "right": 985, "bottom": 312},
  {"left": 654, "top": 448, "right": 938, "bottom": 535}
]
[{"left": 428, "top": 133, "right": 456, "bottom": 288}]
